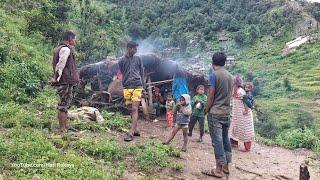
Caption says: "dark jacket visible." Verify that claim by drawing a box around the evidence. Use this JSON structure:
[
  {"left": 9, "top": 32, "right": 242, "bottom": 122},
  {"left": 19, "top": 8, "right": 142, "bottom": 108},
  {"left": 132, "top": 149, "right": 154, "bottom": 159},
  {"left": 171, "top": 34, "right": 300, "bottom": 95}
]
[
  {"left": 118, "top": 54, "right": 144, "bottom": 88},
  {"left": 52, "top": 44, "right": 79, "bottom": 85}
]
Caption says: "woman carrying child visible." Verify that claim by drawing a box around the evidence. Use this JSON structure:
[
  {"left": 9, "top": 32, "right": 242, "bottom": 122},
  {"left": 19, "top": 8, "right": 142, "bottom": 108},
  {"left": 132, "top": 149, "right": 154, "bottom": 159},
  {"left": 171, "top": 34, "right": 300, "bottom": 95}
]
[{"left": 229, "top": 74, "right": 255, "bottom": 151}]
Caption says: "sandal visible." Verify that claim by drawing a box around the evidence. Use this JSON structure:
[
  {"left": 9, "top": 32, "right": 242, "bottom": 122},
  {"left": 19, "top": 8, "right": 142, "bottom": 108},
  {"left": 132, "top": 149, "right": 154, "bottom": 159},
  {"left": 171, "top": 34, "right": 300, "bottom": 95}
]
[
  {"left": 201, "top": 169, "right": 222, "bottom": 178},
  {"left": 222, "top": 167, "right": 230, "bottom": 174},
  {"left": 124, "top": 133, "right": 133, "bottom": 142}
]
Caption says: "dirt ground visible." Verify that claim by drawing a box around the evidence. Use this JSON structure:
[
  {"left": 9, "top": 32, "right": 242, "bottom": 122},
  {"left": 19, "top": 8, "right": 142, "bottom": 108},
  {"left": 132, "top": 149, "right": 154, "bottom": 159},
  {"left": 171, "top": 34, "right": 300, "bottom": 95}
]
[{"left": 119, "top": 119, "right": 320, "bottom": 180}]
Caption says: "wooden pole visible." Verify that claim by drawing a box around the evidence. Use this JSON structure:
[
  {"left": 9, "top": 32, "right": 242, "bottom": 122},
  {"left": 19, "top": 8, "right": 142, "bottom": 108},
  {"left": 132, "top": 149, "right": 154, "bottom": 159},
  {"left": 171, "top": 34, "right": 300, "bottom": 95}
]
[
  {"left": 146, "top": 79, "right": 173, "bottom": 86},
  {"left": 147, "top": 76, "right": 153, "bottom": 107}
]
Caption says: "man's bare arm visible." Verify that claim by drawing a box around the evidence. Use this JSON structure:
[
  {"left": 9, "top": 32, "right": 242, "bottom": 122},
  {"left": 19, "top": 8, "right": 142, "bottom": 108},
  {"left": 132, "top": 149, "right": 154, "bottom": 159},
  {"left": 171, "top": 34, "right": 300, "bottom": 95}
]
[{"left": 205, "top": 86, "right": 215, "bottom": 114}]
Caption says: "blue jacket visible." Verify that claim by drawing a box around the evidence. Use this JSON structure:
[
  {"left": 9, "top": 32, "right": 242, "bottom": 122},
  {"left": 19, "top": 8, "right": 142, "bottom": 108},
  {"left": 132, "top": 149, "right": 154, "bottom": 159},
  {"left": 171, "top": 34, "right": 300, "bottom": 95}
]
[{"left": 172, "top": 77, "right": 189, "bottom": 101}]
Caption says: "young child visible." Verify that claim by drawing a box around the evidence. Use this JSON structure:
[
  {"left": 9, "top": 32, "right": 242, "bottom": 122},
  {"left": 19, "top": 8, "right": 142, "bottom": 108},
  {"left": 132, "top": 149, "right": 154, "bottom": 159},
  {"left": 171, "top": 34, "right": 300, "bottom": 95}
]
[
  {"left": 163, "top": 94, "right": 192, "bottom": 152},
  {"left": 152, "top": 87, "right": 164, "bottom": 116},
  {"left": 165, "top": 94, "right": 175, "bottom": 128},
  {"left": 188, "top": 85, "right": 207, "bottom": 142},
  {"left": 243, "top": 82, "right": 254, "bottom": 115}
]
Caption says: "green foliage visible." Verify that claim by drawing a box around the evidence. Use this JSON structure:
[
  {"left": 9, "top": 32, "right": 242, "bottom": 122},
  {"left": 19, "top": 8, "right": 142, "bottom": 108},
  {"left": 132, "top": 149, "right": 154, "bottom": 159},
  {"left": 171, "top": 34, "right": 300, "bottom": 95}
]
[
  {"left": 135, "top": 142, "right": 178, "bottom": 173},
  {"left": 276, "top": 128, "right": 319, "bottom": 150},
  {"left": 2, "top": 0, "right": 72, "bottom": 43},
  {"left": 71, "top": 0, "right": 126, "bottom": 62},
  {"left": 170, "top": 162, "right": 183, "bottom": 172},
  {"left": 75, "top": 138, "right": 127, "bottom": 162},
  {"left": 255, "top": 106, "right": 278, "bottom": 139},
  {"left": 0, "top": 128, "right": 119, "bottom": 179},
  {"left": 109, "top": 0, "right": 300, "bottom": 48},
  {"left": 101, "top": 112, "right": 131, "bottom": 131},
  {"left": 296, "top": 111, "right": 315, "bottom": 130}
]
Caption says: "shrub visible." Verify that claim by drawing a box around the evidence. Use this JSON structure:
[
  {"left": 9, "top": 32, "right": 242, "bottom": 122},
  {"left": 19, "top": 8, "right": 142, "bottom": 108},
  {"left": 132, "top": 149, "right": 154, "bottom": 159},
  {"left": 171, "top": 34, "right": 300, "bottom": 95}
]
[
  {"left": 276, "top": 128, "right": 318, "bottom": 149},
  {"left": 295, "top": 111, "right": 315, "bottom": 130},
  {"left": 170, "top": 162, "right": 183, "bottom": 172},
  {"left": 75, "top": 138, "right": 127, "bottom": 162},
  {"left": 135, "top": 142, "right": 179, "bottom": 173},
  {"left": 101, "top": 112, "right": 131, "bottom": 131}
]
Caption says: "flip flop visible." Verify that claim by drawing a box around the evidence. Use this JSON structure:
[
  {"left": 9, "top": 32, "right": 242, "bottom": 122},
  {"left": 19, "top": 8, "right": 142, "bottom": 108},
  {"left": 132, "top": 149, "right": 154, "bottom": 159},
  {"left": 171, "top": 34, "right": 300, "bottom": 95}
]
[
  {"left": 222, "top": 166, "right": 230, "bottom": 174},
  {"left": 201, "top": 169, "right": 222, "bottom": 178},
  {"left": 222, "top": 168, "right": 230, "bottom": 174}
]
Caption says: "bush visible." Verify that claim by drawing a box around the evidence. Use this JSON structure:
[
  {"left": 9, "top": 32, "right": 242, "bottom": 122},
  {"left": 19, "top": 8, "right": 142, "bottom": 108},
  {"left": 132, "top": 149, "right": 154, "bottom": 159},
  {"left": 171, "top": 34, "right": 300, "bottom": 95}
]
[
  {"left": 170, "top": 162, "right": 183, "bottom": 172},
  {"left": 255, "top": 107, "right": 278, "bottom": 139},
  {"left": 276, "top": 128, "right": 318, "bottom": 149},
  {"left": 101, "top": 112, "right": 131, "bottom": 132},
  {"left": 295, "top": 111, "right": 315, "bottom": 130},
  {"left": 135, "top": 142, "right": 178, "bottom": 173},
  {"left": 75, "top": 138, "right": 127, "bottom": 162}
]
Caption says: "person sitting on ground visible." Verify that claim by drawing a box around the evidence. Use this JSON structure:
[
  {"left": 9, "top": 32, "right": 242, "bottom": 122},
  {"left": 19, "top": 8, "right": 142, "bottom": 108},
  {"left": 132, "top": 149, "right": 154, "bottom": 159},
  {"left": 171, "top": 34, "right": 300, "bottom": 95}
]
[
  {"left": 188, "top": 85, "right": 207, "bottom": 142},
  {"left": 163, "top": 94, "right": 192, "bottom": 152},
  {"left": 243, "top": 82, "right": 254, "bottom": 115},
  {"left": 165, "top": 94, "right": 175, "bottom": 128},
  {"left": 152, "top": 87, "right": 164, "bottom": 116}
]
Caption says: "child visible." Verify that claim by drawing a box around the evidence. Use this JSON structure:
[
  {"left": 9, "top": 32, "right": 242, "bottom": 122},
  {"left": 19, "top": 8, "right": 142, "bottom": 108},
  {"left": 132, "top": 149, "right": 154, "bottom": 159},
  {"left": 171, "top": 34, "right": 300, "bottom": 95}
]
[
  {"left": 152, "top": 87, "right": 164, "bottom": 116},
  {"left": 188, "top": 85, "right": 207, "bottom": 142},
  {"left": 163, "top": 94, "right": 192, "bottom": 152},
  {"left": 165, "top": 94, "right": 175, "bottom": 128},
  {"left": 243, "top": 82, "right": 254, "bottom": 115}
]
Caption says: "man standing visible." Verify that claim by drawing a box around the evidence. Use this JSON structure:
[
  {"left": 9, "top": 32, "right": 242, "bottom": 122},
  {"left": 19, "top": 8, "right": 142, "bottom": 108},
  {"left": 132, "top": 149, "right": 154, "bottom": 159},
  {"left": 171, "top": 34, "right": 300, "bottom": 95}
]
[
  {"left": 202, "top": 52, "right": 234, "bottom": 178},
  {"left": 51, "top": 30, "right": 79, "bottom": 133},
  {"left": 119, "top": 41, "right": 145, "bottom": 142}
]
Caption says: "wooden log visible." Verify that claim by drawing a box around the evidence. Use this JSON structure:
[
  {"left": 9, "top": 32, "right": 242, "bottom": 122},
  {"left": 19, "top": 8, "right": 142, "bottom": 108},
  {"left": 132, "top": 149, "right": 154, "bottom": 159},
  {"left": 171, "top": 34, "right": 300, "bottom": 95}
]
[
  {"left": 146, "top": 79, "right": 173, "bottom": 86},
  {"left": 299, "top": 164, "right": 310, "bottom": 180}
]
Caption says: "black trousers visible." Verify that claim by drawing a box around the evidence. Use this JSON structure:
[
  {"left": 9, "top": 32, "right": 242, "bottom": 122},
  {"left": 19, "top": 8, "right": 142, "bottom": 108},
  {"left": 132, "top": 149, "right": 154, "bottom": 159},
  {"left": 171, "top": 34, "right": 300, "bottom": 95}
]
[{"left": 188, "top": 115, "right": 205, "bottom": 137}]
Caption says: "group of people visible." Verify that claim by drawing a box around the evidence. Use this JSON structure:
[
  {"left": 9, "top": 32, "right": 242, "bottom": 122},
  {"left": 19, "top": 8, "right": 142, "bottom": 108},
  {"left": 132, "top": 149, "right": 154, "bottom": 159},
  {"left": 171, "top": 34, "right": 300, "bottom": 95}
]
[{"left": 51, "top": 30, "right": 255, "bottom": 178}]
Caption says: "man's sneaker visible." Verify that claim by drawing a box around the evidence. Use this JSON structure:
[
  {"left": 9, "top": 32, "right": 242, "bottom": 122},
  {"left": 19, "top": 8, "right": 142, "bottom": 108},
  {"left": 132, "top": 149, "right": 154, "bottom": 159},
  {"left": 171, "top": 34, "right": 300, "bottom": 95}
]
[
  {"left": 196, "top": 138, "right": 203, "bottom": 142},
  {"left": 124, "top": 133, "right": 133, "bottom": 142}
]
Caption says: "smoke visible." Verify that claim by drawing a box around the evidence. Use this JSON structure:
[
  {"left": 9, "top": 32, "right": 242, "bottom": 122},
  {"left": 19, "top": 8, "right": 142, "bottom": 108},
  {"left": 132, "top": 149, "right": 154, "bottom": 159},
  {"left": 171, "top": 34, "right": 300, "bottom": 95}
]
[{"left": 136, "top": 39, "right": 156, "bottom": 55}]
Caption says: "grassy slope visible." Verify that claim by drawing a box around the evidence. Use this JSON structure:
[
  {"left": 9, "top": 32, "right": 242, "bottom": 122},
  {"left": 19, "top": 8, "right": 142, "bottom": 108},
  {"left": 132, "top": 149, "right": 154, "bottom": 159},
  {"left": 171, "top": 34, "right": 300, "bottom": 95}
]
[{"left": 232, "top": 35, "right": 320, "bottom": 136}]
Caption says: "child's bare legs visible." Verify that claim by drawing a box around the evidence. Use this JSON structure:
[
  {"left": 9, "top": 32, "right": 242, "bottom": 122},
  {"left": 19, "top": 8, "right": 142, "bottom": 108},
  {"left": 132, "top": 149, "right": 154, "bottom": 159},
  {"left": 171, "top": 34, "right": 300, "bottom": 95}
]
[
  {"left": 164, "top": 125, "right": 181, "bottom": 144},
  {"left": 182, "top": 127, "right": 188, "bottom": 151}
]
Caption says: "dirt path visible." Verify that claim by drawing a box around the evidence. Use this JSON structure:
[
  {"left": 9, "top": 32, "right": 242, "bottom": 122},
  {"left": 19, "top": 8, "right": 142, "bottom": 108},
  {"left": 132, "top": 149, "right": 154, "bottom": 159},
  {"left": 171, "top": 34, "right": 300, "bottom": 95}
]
[{"left": 122, "top": 119, "right": 320, "bottom": 180}]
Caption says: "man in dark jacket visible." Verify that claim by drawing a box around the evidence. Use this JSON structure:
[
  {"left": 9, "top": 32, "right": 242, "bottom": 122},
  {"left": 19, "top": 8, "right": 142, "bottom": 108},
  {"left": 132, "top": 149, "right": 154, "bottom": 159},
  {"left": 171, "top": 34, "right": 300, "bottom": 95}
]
[
  {"left": 119, "top": 41, "right": 145, "bottom": 142},
  {"left": 51, "top": 30, "right": 79, "bottom": 133}
]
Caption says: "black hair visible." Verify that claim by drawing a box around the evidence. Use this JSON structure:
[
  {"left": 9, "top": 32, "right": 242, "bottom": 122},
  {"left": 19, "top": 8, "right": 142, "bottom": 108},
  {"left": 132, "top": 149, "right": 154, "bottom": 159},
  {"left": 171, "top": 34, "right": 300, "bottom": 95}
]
[
  {"left": 62, "top": 30, "right": 76, "bottom": 41},
  {"left": 212, "top": 52, "right": 227, "bottom": 66},
  {"left": 127, "top": 41, "right": 138, "bottom": 49}
]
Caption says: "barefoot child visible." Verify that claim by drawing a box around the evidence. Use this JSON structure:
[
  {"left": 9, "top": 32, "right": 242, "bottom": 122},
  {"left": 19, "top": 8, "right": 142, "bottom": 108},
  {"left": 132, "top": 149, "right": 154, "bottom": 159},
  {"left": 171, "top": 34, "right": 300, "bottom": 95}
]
[
  {"left": 188, "top": 85, "right": 207, "bottom": 142},
  {"left": 243, "top": 82, "right": 254, "bottom": 115},
  {"left": 163, "top": 94, "right": 192, "bottom": 152},
  {"left": 165, "top": 94, "right": 175, "bottom": 128}
]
